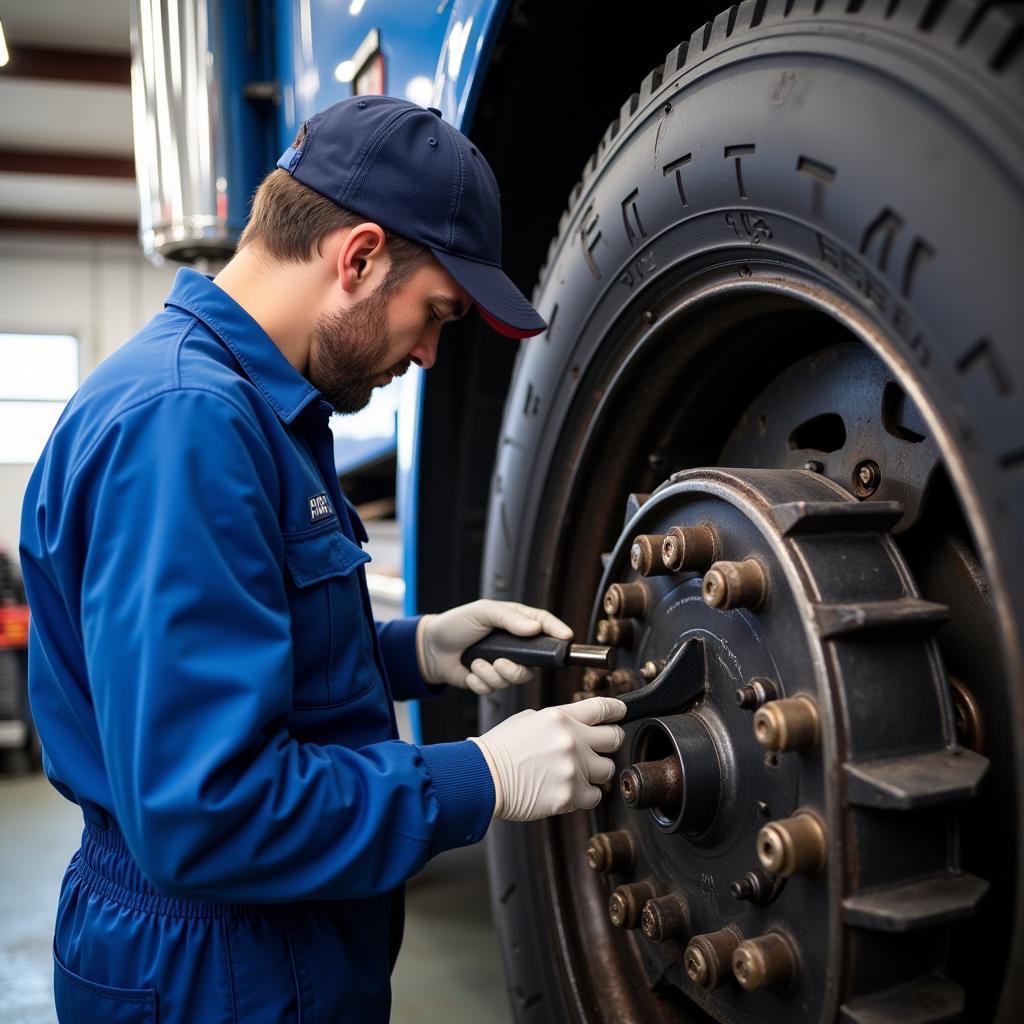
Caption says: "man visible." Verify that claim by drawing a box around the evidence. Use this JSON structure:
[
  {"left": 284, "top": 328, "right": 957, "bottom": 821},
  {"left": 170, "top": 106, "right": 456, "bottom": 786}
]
[{"left": 19, "top": 97, "right": 626, "bottom": 1022}]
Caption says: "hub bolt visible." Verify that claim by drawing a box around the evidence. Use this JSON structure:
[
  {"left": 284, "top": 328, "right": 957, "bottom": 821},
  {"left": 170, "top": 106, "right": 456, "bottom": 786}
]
[
  {"left": 608, "top": 881, "right": 656, "bottom": 929},
  {"left": 735, "top": 677, "right": 780, "bottom": 710},
  {"left": 603, "top": 581, "right": 649, "bottom": 619},
  {"left": 732, "top": 933, "right": 798, "bottom": 992},
  {"left": 595, "top": 617, "right": 633, "bottom": 647},
  {"left": 661, "top": 524, "right": 717, "bottom": 573},
  {"left": 630, "top": 534, "right": 673, "bottom": 576},
  {"left": 730, "top": 867, "right": 783, "bottom": 906},
  {"left": 852, "top": 459, "right": 881, "bottom": 498},
  {"left": 757, "top": 812, "right": 827, "bottom": 877},
  {"left": 684, "top": 928, "right": 741, "bottom": 990},
  {"left": 753, "top": 695, "right": 820, "bottom": 752},
  {"left": 640, "top": 893, "right": 689, "bottom": 942},
  {"left": 620, "top": 755, "right": 683, "bottom": 810},
  {"left": 581, "top": 668, "right": 604, "bottom": 693},
  {"left": 702, "top": 559, "right": 766, "bottom": 610},
  {"left": 586, "top": 830, "right": 635, "bottom": 875}
]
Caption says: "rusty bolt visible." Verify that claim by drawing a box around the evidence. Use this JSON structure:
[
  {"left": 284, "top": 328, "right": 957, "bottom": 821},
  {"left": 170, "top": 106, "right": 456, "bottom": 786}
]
[
  {"left": 661, "top": 524, "right": 717, "bottom": 573},
  {"left": 735, "top": 677, "right": 780, "bottom": 710},
  {"left": 608, "top": 881, "right": 656, "bottom": 929},
  {"left": 595, "top": 618, "right": 633, "bottom": 647},
  {"left": 852, "top": 459, "right": 881, "bottom": 498},
  {"left": 730, "top": 867, "right": 782, "bottom": 906},
  {"left": 641, "top": 893, "right": 689, "bottom": 942},
  {"left": 684, "top": 928, "right": 741, "bottom": 990},
  {"left": 732, "top": 933, "right": 798, "bottom": 992},
  {"left": 620, "top": 755, "right": 683, "bottom": 810},
  {"left": 753, "top": 696, "right": 820, "bottom": 753},
  {"left": 702, "top": 559, "right": 765, "bottom": 610},
  {"left": 581, "top": 668, "right": 605, "bottom": 693},
  {"left": 802, "top": 460, "right": 823, "bottom": 473},
  {"left": 630, "top": 534, "right": 673, "bottom": 576},
  {"left": 586, "top": 830, "right": 635, "bottom": 875},
  {"left": 603, "top": 582, "right": 649, "bottom": 619},
  {"left": 571, "top": 691, "right": 588, "bottom": 702},
  {"left": 757, "top": 812, "right": 826, "bottom": 877}
]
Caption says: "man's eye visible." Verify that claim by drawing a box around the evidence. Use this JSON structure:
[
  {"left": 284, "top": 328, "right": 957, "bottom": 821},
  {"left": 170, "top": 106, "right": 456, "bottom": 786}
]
[{"left": 427, "top": 308, "right": 439, "bottom": 322}]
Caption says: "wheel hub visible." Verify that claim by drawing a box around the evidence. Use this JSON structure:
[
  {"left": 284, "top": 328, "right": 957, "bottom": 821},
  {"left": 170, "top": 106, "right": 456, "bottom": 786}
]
[{"left": 583, "top": 467, "right": 990, "bottom": 1020}]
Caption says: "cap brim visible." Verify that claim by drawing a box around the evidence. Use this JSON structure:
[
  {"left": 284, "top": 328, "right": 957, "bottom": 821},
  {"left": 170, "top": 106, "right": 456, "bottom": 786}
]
[{"left": 431, "top": 248, "right": 547, "bottom": 339}]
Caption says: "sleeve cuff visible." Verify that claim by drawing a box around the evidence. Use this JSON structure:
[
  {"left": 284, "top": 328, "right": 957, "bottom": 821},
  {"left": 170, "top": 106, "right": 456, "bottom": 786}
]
[
  {"left": 376, "top": 616, "right": 447, "bottom": 701},
  {"left": 417, "top": 740, "right": 495, "bottom": 856}
]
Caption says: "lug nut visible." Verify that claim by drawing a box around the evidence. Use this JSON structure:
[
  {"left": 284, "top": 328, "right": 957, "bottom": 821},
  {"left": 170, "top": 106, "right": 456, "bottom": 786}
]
[
  {"left": 603, "top": 581, "right": 650, "bottom": 619},
  {"left": 753, "top": 696, "right": 819, "bottom": 752},
  {"left": 620, "top": 755, "right": 683, "bottom": 810},
  {"left": 581, "top": 668, "right": 604, "bottom": 693},
  {"left": 735, "top": 677, "right": 780, "bottom": 710},
  {"left": 606, "top": 668, "right": 640, "bottom": 695},
  {"left": 586, "top": 830, "right": 635, "bottom": 875},
  {"left": 702, "top": 559, "right": 766, "bottom": 610},
  {"left": 631, "top": 534, "right": 674, "bottom": 576},
  {"left": 730, "top": 867, "right": 783, "bottom": 906},
  {"left": 640, "top": 659, "right": 664, "bottom": 681},
  {"left": 595, "top": 618, "right": 633, "bottom": 646},
  {"left": 641, "top": 893, "right": 689, "bottom": 942},
  {"left": 684, "top": 928, "right": 741, "bottom": 990},
  {"left": 757, "top": 812, "right": 826, "bottom": 877},
  {"left": 608, "top": 881, "right": 656, "bottom": 929},
  {"left": 852, "top": 459, "right": 881, "bottom": 498},
  {"left": 732, "top": 933, "right": 798, "bottom": 992},
  {"left": 661, "top": 524, "right": 717, "bottom": 573}
]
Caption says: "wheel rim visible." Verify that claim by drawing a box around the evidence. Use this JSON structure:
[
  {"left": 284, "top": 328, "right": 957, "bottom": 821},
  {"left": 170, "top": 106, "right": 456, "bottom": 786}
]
[{"left": 518, "top": 262, "right": 1013, "bottom": 1022}]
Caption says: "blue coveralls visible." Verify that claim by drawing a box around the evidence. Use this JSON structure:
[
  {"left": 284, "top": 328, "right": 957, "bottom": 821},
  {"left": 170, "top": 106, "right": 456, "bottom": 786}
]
[{"left": 19, "top": 268, "right": 495, "bottom": 1023}]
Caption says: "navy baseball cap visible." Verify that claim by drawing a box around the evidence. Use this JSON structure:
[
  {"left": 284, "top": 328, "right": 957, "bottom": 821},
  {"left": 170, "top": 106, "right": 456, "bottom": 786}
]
[{"left": 275, "top": 96, "right": 547, "bottom": 339}]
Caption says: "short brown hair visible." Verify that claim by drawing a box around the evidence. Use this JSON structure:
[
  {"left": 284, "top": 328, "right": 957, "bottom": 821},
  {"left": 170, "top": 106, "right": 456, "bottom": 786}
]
[{"left": 238, "top": 125, "right": 434, "bottom": 293}]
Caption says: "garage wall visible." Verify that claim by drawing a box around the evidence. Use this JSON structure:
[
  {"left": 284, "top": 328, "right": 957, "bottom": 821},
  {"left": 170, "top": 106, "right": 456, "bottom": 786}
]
[{"left": 0, "top": 233, "right": 177, "bottom": 564}]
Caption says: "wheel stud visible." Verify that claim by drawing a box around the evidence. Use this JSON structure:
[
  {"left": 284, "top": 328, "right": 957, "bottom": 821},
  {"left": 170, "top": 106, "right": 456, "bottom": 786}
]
[
  {"left": 640, "top": 893, "right": 689, "bottom": 942},
  {"left": 608, "top": 881, "right": 656, "bottom": 929},
  {"left": 630, "top": 534, "right": 673, "bottom": 576},
  {"left": 852, "top": 459, "right": 881, "bottom": 498},
  {"left": 684, "top": 928, "right": 741, "bottom": 990},
  {"left": 730, "top": 867, "right": 783, "bottom": 906},
  {"left": 732, "top": 933, "right": 798, "bottom": 992},
  {"left": 753, "top": 696, "right": 819, "bottom": 752},
  {"left": 607, "top": 668, "right": 641, "bottom": 695},
  {"left": 581, "top": 668, "right": 605, "bottom": 693},
  {"left": 702, "top": 559, "right": 765, "bottom": 610},
  {"left": 735, "top": 677, "right": 780, "bottom": 710},
  {"left": 620, "top": 755, "right": 682, "bottom": 810},
  {"left": 640, "top": 659, "right": 664, "bottom": 681},
  {"left": 603, "top": 581, "right": 649, "bottom": 618},
  {"left": 661, "top": 524, "right": 716, "bottom": 573},
  {"left": 595, "top": 617, "right": 633, "bottom": 646},
  {"left": 757, "top": 812, "right": 826, "bottom": 877},
  {"left": 586, "top": 830, "right": 635, "bottom": 875}
]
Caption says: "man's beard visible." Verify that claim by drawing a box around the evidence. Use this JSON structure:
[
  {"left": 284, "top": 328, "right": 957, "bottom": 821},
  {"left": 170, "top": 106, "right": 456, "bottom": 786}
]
[{"left": 308, "top": 286, "right": 411, "bottom": 414}]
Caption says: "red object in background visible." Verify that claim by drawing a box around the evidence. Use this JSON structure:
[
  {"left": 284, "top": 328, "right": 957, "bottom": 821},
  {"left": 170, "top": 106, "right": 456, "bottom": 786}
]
[{"left": 0, "top": 605, "right": 29, "bottom": 650}]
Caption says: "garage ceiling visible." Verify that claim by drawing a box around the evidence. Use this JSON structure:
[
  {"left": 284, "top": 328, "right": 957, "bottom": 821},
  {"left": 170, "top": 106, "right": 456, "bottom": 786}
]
[{"left": 0, "top": 0, "right": 137, "bottom": 235}]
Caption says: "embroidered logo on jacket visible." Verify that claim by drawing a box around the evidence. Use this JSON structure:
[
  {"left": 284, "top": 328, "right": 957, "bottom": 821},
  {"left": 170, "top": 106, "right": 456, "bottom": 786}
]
[{"left": 308, "top": 493, "right": 335, "bottom": 523}]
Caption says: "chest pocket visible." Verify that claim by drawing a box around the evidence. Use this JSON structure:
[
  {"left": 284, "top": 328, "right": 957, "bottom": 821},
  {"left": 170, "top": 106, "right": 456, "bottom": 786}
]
[{"left": 283, "top": 526, "right": 379, "bottom": 708}]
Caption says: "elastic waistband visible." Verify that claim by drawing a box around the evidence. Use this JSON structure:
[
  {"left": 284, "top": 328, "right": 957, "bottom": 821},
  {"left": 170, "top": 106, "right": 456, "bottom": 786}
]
[{"left": 75, "top": 821, "right": 265, "bottom": 920}]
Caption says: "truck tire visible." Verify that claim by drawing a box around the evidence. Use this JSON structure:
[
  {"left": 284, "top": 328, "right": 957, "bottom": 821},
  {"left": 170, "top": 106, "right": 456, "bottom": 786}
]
[{"left": 480, "top": 2, "right": 1023, "bottom": 1022}]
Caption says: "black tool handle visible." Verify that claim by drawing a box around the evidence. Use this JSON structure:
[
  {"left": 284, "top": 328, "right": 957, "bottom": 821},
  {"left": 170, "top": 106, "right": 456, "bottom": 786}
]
[{"left": 461, "top": 630, "right": 572, "bottom": 669}]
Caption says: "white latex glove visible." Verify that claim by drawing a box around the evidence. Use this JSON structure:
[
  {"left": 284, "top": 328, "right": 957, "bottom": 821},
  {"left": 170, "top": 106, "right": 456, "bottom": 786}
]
[
  {"left": 470, "top": 696, "right": 627, "bottom": 822},
  {"left": 416, "top": 599, "right": 574, "bottom": 695}
]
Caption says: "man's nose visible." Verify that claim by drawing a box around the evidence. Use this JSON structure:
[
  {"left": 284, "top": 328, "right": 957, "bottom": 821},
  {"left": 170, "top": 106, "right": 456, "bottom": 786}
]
[{"left": 411, "top": 331, "right": 440, "bottom": 370}]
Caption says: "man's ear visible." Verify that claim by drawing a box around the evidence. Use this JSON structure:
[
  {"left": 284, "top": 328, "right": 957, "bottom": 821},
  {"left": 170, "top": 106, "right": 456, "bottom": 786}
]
[{"left": 337, "top": 223, "right": 388, "bottom": 296}]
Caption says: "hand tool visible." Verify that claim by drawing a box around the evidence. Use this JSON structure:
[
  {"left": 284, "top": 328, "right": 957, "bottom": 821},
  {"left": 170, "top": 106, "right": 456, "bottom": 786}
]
[{"left": 461, "top": 632, "right": 706, "bottom": 724}]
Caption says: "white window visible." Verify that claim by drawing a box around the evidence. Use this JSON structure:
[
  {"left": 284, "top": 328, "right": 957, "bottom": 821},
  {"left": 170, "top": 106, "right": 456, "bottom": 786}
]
[{"left": 0, "top": 333, "right": 79, "bottom": 464}]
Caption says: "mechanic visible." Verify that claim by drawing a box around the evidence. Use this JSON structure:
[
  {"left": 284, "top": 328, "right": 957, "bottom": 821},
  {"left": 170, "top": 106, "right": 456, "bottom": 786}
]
[{"left": 19, "top": 96, "right": 626, "bottom": 1023}]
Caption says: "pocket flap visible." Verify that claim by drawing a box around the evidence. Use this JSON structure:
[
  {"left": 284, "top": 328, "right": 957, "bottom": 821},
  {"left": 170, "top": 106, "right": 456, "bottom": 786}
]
[
  {"left": 283, "top": 528, "right": 371, "bottom": 587},
  {"left": 53, "top": 944, "right": 156, "bottom": 1023}
]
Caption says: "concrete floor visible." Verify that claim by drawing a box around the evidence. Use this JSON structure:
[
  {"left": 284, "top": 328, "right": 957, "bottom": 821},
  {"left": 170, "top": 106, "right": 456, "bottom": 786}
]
[{"left": 0, "top": 518, "right": 512, "bottom": 1023}]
